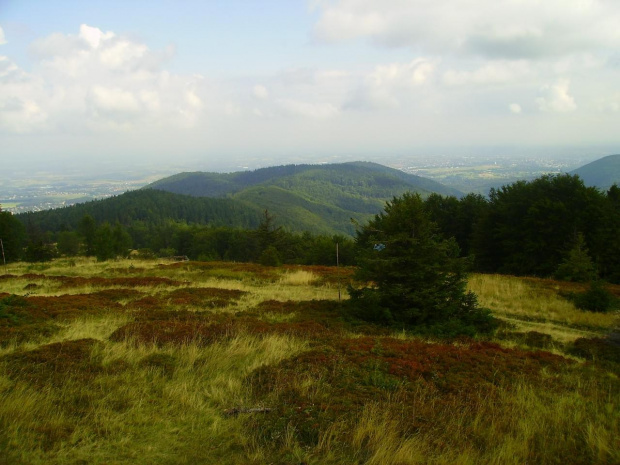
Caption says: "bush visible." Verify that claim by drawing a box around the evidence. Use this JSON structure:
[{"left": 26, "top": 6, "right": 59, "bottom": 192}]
[
  {"left": 259, "top": 246, "right": 282, "bottom": 267},
  {"left": 567, "top": 281, "right": 618, "bottom": 313},
  {"left": 568, "top": 337, "right": 620, "bottom": 364}
]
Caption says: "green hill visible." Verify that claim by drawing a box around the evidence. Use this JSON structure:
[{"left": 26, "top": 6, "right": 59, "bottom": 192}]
[
  {"left": 147, "top": 162, "right": 462, "bottom": 235},
  {"left": 17, "top": 189, "right": 262, "bottom": 232},
  {"left": 19, "top": 162, "right": 462, "bottom": 237},
  {"left": 570, "top": 155, "right": 620, "bottom": 189}
]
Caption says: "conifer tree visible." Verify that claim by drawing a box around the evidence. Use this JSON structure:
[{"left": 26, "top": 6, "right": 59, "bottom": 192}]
[{"left": 350, "top": 193, "right": 494, "bottom": 335}]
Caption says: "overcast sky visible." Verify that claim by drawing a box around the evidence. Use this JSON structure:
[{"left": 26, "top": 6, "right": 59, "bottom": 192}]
[{"left": 1, "top": 0, "right": 620, "bottom": 171}]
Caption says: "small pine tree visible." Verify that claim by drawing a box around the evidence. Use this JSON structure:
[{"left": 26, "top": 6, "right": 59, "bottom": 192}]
[
  {"left": 555, "top": 233, "right": 597, "bottom": 282},
  {"left": 350, "top": 193, "right": 495, "bottom": 336},
  {"left": 94, "top": 223, "right": 115, "bottom": 262}
]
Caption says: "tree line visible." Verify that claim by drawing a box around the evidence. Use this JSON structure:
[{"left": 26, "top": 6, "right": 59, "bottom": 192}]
[
  {"left": 2, "top": 174, "right": 619, "bottom": 283},
  {"left": 423, "top": 174, "right": 620, "bottom": 283},
  {"left": 2, "top": 207, "right": 356, "bottom": 267}
]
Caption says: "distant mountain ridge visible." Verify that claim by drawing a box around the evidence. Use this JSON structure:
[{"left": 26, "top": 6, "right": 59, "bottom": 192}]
[
  {"left": 569, "top": 155, "right": 620, "bottom": 190},
  {"left": 146, "top": 161, "right": 463, "bottom": 235},
  {"left": 20, "top": 162, "right": 463, "bottom": 237},
  {"left": 147, "top": 162, "right": 461, "bottom": 198}
]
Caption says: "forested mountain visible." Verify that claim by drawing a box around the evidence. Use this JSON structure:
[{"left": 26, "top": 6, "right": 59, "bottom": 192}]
[
  {"left": 147, "top": 162, "right": 461, "bottom": 198},
  {"left": 146, "top": 162, "right": 462, "bottom": 235},
  {"left": 570, "top": 154, "right": 620, "bottom": 189},
  {"left": 18, "top": 162, "right": 461, "bottom": 237},
  {"left": 17, "top": 189, "right": 262, "bottom": 232}
]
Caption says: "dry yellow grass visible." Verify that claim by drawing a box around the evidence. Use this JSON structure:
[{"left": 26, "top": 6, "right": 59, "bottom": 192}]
[
  {"left": 468, "top": 273, "right": 618, "bottom": 332},
  {"left": 278, "top": 269, "right": 318, "bottom": 286}
]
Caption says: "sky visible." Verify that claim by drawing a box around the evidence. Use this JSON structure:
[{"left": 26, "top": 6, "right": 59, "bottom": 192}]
[{"left": 1, "top": 0, "right": 620, "bottom": 172}]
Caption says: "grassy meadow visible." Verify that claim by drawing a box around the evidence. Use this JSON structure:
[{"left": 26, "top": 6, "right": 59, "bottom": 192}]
[{"left": 0, "top": 258, "right": 618, "bottom": 464}]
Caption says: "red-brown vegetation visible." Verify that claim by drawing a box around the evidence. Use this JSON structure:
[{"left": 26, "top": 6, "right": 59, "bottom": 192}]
[
  {"left": 1, "top": 273, "right": 186, "bottom": 288},
  {"left": 0, "top": 292, "right": 129, "bottom": 344},
  {"left": 246, "top": 335, "right": 572, "bottom": 448},
  {"left": 523, "top": 276, "right": 620, "bottom": 298},
  {"left": 2, "top": 338, "right": 102, "bottom": 387},
  {"left": 159, "top": 261, "right": 280, "bottom": 280}
]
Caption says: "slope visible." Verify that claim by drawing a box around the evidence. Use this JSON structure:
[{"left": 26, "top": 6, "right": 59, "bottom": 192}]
[
  {"left": 570, "top": 154, "right": 620, "bottom": 189},
  {"left": 146, "top": 162, "right": 462, "bottom": 235},
  {"left": 17, "top": 189, "right": 262, "bottom": 232}
]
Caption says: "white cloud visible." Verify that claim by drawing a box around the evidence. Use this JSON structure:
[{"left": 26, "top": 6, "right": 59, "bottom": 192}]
[
  {"left": 99, "top": 40, "right": 147, "bottom": 69},
  {"left": 139, "top": 90, "right": 161, "bottom": 112},
  {"left": 0, "top": 55, "right": 49, "bottom": 133},
  {"left": 370, "top": 59, "right": 435, "bottom": 87},
  {"left": 0, "top": 25, "right": 208, "bottom": 134},
  {"left": 79, "top": 24, "right": 115, "bottom": 49},
  {"left": 347, "top": 58, "right": 437, "bottom": 109},
  {"left": 0, "top": 97, "right": 47, "bottom": 133},
  {"left": 443, "top": 60, "right": 533, "bottom": 86},
  {"left": 313, "top": 0, "right": 620, "bottom": 59},
  {"left": 253, "top": 84, "right": 269, "bottom": 99},
  {"left": 277, "top": 99, "right": 339, "bottom": 119},
  {"left": 0, "top": 27, "right": 7, "bottom": 46},
  {"left": 89, "top": 86, "right": 140, "bottom": 114},
  {"left": 536, "top": 79, "right": 577, "bottom": 112},
  {"left": 509, "top": 103, "right": 522, "bottom": 114},
  {"left": 224, "top": 102, "right": 242, "bottom": 116},
  {"left": 185, "top": 90, "right": 203, "bottom": 109},
  {"left": 0, "top": 56, "right": 19, "bottom": 79}
]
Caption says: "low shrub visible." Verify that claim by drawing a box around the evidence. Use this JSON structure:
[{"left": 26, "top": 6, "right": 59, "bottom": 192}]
[
  {"left": 568, "top": 337, "right": 620, "bottom": 366},
  {"left": 565, "top": 281, "right": 619, "bottom": 313}
]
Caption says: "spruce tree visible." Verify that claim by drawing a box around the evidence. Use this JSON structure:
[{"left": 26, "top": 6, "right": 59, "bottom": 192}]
[{"left": 350, "top": 193, "right": 494, "bottom": 335}]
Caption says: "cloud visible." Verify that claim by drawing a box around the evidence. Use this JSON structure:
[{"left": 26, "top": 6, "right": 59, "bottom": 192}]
[
  {"left": 443, "top": 60, "right": 533, "bottom": 86},
  {"left": 598, "top": 93, "right": 620, "bottom": 113},
  {"left": 0, "top": 97, "right": 47, "bottom": 133},
  {"left": 347, "top": 58, "right": 437, "bottom": 109},
  {"left": 277, "top": 99, "right": 339, "bottom": 119},
  {"left": 0, "top": 27, "right": 7, "bottom": 46},
  {"left": 536, "top": 79, "right": 577, "bottom": 112},
  {"left": 313, "top": 0, "right": 620, "bottom": 59},
  {"left": 89, "top": 86, "right": 140, "bottom": 115},
  {"left": 79, "top": 24, "right": 115, "bottom": 48},
  {"left": 253, "top": 84, "right": 269, "bottom": 99},
  {"left": 0, "top": 56, "right": 48, "bottom": 132},
  {"left": 0, "top": 24, "right": 207, "bottom": 134},
  {"left": 509, "top": 103, "right": 522, "bottom": 114}
]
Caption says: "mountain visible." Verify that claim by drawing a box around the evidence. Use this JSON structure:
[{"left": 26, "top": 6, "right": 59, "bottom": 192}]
[
  {"left": 20, "top": 162, "right": 462, "bottom": 237},
  {"left": 148, "top": 162, "right": 461, "bottom": 197},
  {"left": 17, "top": 189, "right": 262, "bottom": 232},
  {"left": 570, "top": 155, "right": 620, "bottom": 190},
  {"left": 146, "top": 162, "right": 462, "bottom": 235}
]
